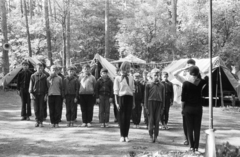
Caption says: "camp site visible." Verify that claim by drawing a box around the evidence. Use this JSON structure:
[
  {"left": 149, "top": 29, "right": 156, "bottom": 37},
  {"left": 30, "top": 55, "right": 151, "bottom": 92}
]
[{"left": 1, "top": 0, "right": 240, "bottom": 157}]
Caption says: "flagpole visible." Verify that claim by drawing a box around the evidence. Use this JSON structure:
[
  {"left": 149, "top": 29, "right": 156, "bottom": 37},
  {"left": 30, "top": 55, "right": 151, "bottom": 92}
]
[{"left": 205, "top": 0, "right": 216, "bottom": 156}]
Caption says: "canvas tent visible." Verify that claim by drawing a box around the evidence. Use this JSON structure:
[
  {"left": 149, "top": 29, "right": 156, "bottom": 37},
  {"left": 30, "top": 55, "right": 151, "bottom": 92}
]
[
  {"left": 91, "top": 53, "right": 117, "bottom": 81},
  {"left": 111, "top": 54, "right": 146, "bottom": 64},
  {"left": 1, "top": 57, "right": 42, "bottom": 89},
  {"left": 163, "top": 56, "right": 240, "bottom": 105}
]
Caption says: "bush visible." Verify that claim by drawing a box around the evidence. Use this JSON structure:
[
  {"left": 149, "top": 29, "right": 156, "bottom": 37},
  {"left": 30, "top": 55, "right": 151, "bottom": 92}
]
[{"left": 216, "top": 142, "right": 240, "bottom": 157}]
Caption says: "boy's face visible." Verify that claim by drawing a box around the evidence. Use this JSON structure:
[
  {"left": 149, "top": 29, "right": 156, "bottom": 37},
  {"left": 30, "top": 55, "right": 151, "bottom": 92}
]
[
  {"left": 22, "top": 64, "right": 29, "bottom": 70},
  {"left": 83, "top": 67, "right": 90, "bottom": 74},
  {"left": 161, "top": 74, "right": 168, "bottom": 81},
  {"left": 152, "top": 72, "right": 159, "bottom": 81},
  {"left": 51, "top": 68, "right": 57, "bottom": 75},
  {"left": 134, "top": 75, "right": 140, "bottom": 82},
  {"left": 37, "top": 65, "right": 43, "bottom": 72},
  {"left": 101, "top": 72, "right": 107, "bottom": 78},
  {"left": 68, "top": 70, "right": 75, "bottom": 76}
]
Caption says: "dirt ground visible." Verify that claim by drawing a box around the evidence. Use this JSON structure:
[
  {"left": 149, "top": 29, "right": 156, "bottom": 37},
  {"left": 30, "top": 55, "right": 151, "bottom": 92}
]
[{"left": 0, "top": 89, "right": 240, "bottom": 157}]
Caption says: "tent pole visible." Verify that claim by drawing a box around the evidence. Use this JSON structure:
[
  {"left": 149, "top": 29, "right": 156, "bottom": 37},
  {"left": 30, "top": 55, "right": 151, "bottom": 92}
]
[
  {"left": 219, "top": 67, "right": 224, "bottom": 107},
  {"left": 215, "top": 67, "right": 219, "bottom": 107}
]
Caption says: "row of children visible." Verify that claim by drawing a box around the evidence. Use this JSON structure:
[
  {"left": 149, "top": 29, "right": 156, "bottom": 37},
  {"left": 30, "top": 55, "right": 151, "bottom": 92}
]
[{"left": 17, "top": 59, "right": 175, "bottom": 143}]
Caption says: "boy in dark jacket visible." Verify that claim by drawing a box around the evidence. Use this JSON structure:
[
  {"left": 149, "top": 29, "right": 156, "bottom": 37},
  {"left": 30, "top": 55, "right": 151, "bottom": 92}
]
[
  {"left": 132, "top": 73, "right": 144, "bottom": 128},
  {"left": 63, "top": 66, "right": 79, "bottom": 127},
  {"left": 95, "top": 68, "right": 113, "bottom": 127},
  {"left": 17, "top": 60, "right": 33, "bottom": 120},
  {"left": 145, "top": 68, "right": 165, "bottom": 143},
  {"left": 29, "top": 62, "right": 48, "bottom": 127}
]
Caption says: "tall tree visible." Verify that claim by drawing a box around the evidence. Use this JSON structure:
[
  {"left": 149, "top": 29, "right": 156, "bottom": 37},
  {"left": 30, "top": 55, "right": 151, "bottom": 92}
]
[
  {"left": 30, "top": 0, "right": 33, "bottom": 20},
  {"left": 44, "top": 0, "right": 53, "bottom": 65},
  {"left": 23, "top": 0, "right": 32, "bottom": 57},
  {"left": 171, "top": 0, "right": 177, "bottom": 60},
  {"left": 0, "top": 0, "right": 10, "bottom": 75},
  {"left": 66, "top": 0, "right": 71, "bottom": 68},
  {"left": 105, "top": 0, "right": 110, "bottom": 58}
]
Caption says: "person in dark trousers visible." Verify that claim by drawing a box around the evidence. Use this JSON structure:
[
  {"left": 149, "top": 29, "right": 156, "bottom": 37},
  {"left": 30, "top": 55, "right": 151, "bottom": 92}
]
[
  {"left": 47, "top": 65, "right": 63, "bottom": 128},
  {"left": 140, "top": 70, "right": 149, "bottom": 129},
  {"left": 145, "top": 68, "right": 165, "bottom": 143},
  {"left": 173, "top": 58, "right": 196, "bottom": 145},
  {"left": 17, "top": 60, "right": 33, "bottom": 120},
  {"left": 132, "top": 73, "right": 144, "bottom": 128},
  {"left": 181, "top": 66, "right": 205, "bottom": 153},
  {"left": 78, "top": 64, "right": 96, "bottom": 127},
  {"left": 95, "top": 68, "right": 113, "bottom": 128},
  {"left": 42, "top": 62, "right": 50, "bottom": 120},
  {"left": 113, "top": 68, "right": 121, "bottom": 123},
  {"left": 29, "top": 62, "right": 48, "bottom": 127},
  {"left": 63, "top": 66, "right": 79, "bottom": 127},
  {"left": 161, "top": 71, "right": 174, "bottom": 130},
  {"left": 114, "top": 61, "right": 135, "bottom": 142},
  {"left": 57, "top": 65, "right": 65, "bottom": 122}
]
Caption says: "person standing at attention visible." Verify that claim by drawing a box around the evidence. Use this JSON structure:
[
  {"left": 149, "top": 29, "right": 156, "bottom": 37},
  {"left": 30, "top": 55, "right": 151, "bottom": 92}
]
[
  {"left": 78, "top": 64, "right": 96, "bottom": 127},
  {"left": 29, "top": 62, "right": 48, "bottom": 127},
  {"left": 114, "top": 61, "right": 135, "bottom": 142},
  {"left": 17, "top": 60, "right": 33, "bottom": 120},
  {"left": 145, "top": 68, "right": 165, "bottom": 143},
  {"left": 161, "top": 71, "right": 174, "bottom": 130}
]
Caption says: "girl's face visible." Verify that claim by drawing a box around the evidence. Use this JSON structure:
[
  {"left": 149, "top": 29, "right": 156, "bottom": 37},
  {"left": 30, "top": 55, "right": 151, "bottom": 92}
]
[
  {"left": 121, "top": 66, "right": 130, "bottom": 75},
  {"left": 101, "top": 72, "right": 107, "bottom": 78},
  {"left": 152, "top": 73, "right": 159, "bottom": 82},
  {"left": 187, "top": 73, "right": 197, "bottom": 83},
  {"left": 83, "top": 67, "right": 90, "bottom": 74},
  {"left": 68, "top": 70, "right": 75, "bottom": 76}
]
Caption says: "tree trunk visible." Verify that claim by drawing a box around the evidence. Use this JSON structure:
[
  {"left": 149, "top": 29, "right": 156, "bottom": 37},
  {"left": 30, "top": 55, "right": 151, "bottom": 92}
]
[
  {"left": 66, "top": 0, "right": 71, "bottom": 68},
  {"left": 24, "top": 0, "right": 32, "bottom": 57},
  {"left": 44, "top": 0, "right": 53, "bottom": 65},
  {"left": 1, "top": 0, "right": 10, "bottom": 75},
  {"left": 62, "top": 26, "right": 67, "bottom": 74},
  {"left": 48, "top": 0, "right": 53, "bottom": 21},
  {"left": 171, "top": 0, "right": 177, "bottom": 60},
  {"left": 30, "top": 0, "right": 33, "bottom": 20},
  {"left": 105, "top": 0, "right": 109, "bottom": 58},
  {"left": 53, "top": 0, "right": 56, "bottom": 21},
  {"left": 20, "top": 0, "right": 23, "bottom": 17}
]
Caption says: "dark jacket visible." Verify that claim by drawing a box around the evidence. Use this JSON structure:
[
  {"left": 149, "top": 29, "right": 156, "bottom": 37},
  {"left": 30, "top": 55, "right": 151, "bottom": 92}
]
[
  {"left": 161, "top": 80, "right": 174, "bottom": 103},
  {"left": 95, "top": 76, "right": 113, "bottom": 98},
  {"left": 17, "top": 69, "right": 33, "bottom": 91},
  {"left": 63, "top": 76, "right": 79, "bottom": 98},
  {"left": 29, "top": 72, "right": 48, "bottom": 95},
  {"left": 134, "top": 80, "right": 144, "bottom": 103}
]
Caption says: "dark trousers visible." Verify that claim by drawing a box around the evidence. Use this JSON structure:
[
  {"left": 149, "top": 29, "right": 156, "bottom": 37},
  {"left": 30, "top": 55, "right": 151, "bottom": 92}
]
[
  {"left": 183, "top": 115, "right": 188, "bottom": 140},
  {"left": 48, "top": 95, "right": 62, "bottom": 124},
  {"left": 148, "top": 101, "right": 162, "bottom": 137},
  {"left": 144, "top": 108, "right": 148, "bottom": 126},
  {"left": 59, "top": 98, "right": 63, "bottom": 120},
  {"left": 33, "top": 94, "right": 45, "bottom": 123},
  {"left": 43, "top": 100, "right": 47, "bottom": 119},
  {"left": 161, "top": 97, "right": 171, "bottom": 125},
  {"left": 132, "top": 100, "right": 142, "bottom": 125},
  {"left": 118, "top": 95, "right": 133, "bottom": 137},
  {"left": 20, "top": 90, "right": 31, "bottom": 117},
  {"left": 65, "top": 95, "right": 77, "bottom": 121},
  {"left": 113, "top": 96, "right": 118, "bottom": 121},
  {"left": 99, "top": 95, "right": 110, "bottom": 123},
  {"left": 79, "top": 94, "right": 95, "bottom": 123},
  {"left": 184, "top": 106, "right": 202, "bottom": 149}
]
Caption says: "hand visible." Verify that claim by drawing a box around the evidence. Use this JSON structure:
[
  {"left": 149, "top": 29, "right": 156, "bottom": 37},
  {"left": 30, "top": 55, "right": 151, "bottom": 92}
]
[
  {"left": 44, "top": 95, "right": 48, "bottom": 102},
  {"left": 116, "top": 103, "right": 120, "bottom": 111},
  {"left": 30, "top": 94, "right": 35, "bottom": 100},
  {"left": 109, "top": 98, "right": 113, "bottom": 103},
  {"left": 96, "top": 98, "right": 100, "bottom": 104},
  {"left": 132, "top": 102, "right": 135, "bottom": 109},
  {"left": 74, "top": 98, "right": 78, "bottom": 103}
]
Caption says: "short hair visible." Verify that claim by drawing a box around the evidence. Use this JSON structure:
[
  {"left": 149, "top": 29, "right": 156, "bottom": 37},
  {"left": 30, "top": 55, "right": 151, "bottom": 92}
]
[
  {"left": 187, "top": 59, "right": 196, "bottom": 65},
  {"left": 120, "top": 61, "right": 131, "bottom": 72},
  {"left": 51, "top": 65, "right": 58, "bottom": 70},
  {"left": 162, "top": 71, "right": 168, "bottom": 76},
  {"left": 189, "top": 66, "right": 199, "bottom": 76},
  {"left": 82, "top": 64, "right": 90, "bottom": 69}
]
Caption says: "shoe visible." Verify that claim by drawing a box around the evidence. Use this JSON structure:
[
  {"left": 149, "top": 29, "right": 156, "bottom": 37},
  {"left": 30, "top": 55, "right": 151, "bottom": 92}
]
[
  {"left": 26, "top": 117, "right": 30, "bottom": 121},
  {"left": 81, "top": 123, "right": 87, "bottom": 127},
  {"left": 154, "top": 136, "right": 158, "bottom": 143},
  {"left": 21, "top": 117, "right": 26, "bottom": 121},
  {"left": 183, "top": 140, "right": 189, "bottom": 145},
  {"left": 165, "top": 125, "right": 169, "bottom": 130},
  {"left": 67, "top": 122, "right": 71, "bottom": 127},
  {"left": 40, "top": 123, "right": 43, "bottom": 127},
  {"left": 71, "top": 121, "right": 74, "bottom": 127},
  {"left": 120, "top": 137, "right": 125, "bottom": 142},
  {"left": 51, "top": 124, "right": 55, "bottom": 128},
  {"left": 125, "top": 137, "right": 130, "bottom": 142},
  {"left": 101, "top": 123, "right": 104, "bottom": 128},
  {"left": 194, "top": 149, "right": 201, "bottom": 155},
  {"left": 105, "top": 123, "right": 109, "bottom": 128},
  {"left": 136, "top": 125, "right": 139, "bottom": 129},
  {"left": 87, "top": 123, "right": 91, "bottom": 127},
  {"left": 55, "top": 124, "right": 59, "bottom": 128},
  {"left": 149, "top": 136, "right": 154, "bottom": 143},
  {"left": 35, "top": 122, "right": 39, "bottom": 127}
]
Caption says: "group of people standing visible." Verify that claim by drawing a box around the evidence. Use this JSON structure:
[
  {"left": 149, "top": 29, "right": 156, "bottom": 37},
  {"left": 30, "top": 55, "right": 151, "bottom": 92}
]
[{"left": 17, "top": 58, "right": 205, "bottom": 152}]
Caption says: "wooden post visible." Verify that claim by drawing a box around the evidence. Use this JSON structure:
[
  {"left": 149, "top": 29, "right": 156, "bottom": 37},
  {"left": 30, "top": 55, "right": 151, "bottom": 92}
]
[{"left": 219, "top": 68, "right": 224, "bottom": 107}]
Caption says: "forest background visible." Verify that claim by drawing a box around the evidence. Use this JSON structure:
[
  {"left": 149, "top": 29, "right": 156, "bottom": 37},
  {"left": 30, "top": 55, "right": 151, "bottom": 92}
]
[{"left": 1, "top": 0, "right": 240, "bottom": 75}]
